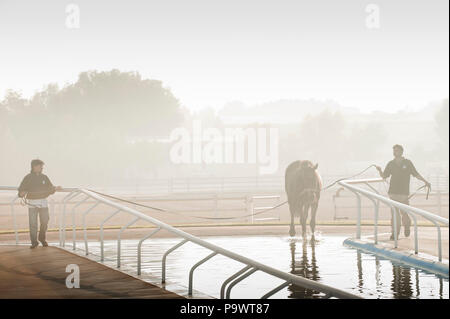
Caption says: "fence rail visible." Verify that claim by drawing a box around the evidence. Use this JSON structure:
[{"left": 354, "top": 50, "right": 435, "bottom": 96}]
[
  {"left": 38, "top": 174, "right": 446, "bottom": 195},
  {"left": 0, "top": 186, "right": 360, "bottom": 299}
]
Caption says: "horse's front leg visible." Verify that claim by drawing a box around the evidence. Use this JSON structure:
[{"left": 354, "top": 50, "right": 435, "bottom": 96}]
[
  {"left": 300, "top": 204, "right": 308, "bottom": 237},
  {"left": 289, "top": 209, "right": 296, "bottom": 237}
]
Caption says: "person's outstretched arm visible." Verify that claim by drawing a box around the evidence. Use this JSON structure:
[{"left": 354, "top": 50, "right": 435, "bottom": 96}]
[
  {"left": 376, "top": 163, "right": 391, "bottom": 179},
  {"left": 18, "top": 175, "right": 29, "bottom": 198},
  {"left": 409, "top": 161, "right": 431, "bottom": 187}
]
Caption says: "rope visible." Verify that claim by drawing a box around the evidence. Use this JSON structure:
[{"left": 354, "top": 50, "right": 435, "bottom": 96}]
[
  {"left": 321, "top": 164, "right": 378, "bottom": 191},
  {"left": 86, "top": 164, "right": 380, "bottom": 220},
  {"left": 408, "top": 183, "right": 431, "bottom": 200},
  {"left": 18, "top": 164, "right": 429, "bottom": 222},
  {"left": 87, "top": 188, "right": 286, "bottom": 221}
]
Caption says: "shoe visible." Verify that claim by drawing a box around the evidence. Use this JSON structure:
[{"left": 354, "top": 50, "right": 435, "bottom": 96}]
[
  {"left": 40, "top": 241, "right": 48, "bottom": 247},
  {"left": 30, "top": 243, "right": 38, "bottom": 249}
]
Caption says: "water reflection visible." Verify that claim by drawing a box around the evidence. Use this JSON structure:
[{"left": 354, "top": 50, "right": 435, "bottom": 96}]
[
  {"left": 391, "top": 265, "right": 413, "bottom": 298},
  {"left": 356, "top": 251, "right": 364, "bottom": 294},
  {"left": 287, "top": 238, "right": 321, "bottom": 298},
  {"left": 354, "top": 247, "right": 445, "bottom": 299}
]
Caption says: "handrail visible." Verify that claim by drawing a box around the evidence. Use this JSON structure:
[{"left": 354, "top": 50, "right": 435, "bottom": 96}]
[
  {"left": 0, "top": 185, "right": 361, "bottom": 299},
  {"left": 338, "top": 179, "right": 449, "bottom": 262}
]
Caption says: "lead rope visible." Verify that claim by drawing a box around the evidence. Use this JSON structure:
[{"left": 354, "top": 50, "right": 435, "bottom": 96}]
[{"left": 408, "top": 183, "right": 431, "bottom": 200}]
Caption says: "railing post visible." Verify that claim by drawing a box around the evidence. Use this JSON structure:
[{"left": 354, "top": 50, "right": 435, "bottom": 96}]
[
  {"left": 226, "top": 268, "right": 258, "bottom": 299},
  {"left": 220, "top": 265, "right": 252, "bottom": 299},
  {"left": 261, "top": 281, "right": 290, "bottom": 299},
  {"left": 82, "top": 201, "right": 100, "bottom": 255},
  {"left": 100, "top": 208, "right": 122, "bottom": 262},
  {"left": 409, "top": 213, "right": 419, "bottom": 255},
  {"left": 137, "top": 227, "right": 161, "bottom": 275},
  {"left": 188, "top": 252, "right": 217, "bottom": 295},
  {"left": 391, "top": 206, "right": 398, "bottom": 248},
  {"left": 347, "top": 190, "right": 362, "bottom": 239},
  {"left": 117, "top": 217, "right": 139, "bottom": 268},
  {"left": 9, "top": 197, "right": 19, "bottom": 244},
  {"left": 162, "top": 239, "right": 188, "bottom": 283},
  {"left": 61, "top": 191, "right": 80, "bottom": 247},
  {"left": 429, "top": 220, "right": 442, "bottom": 262},
  {"left": 374, "top": 201, "right": 379, "bottom": 244},
  {"left": 437, "top": 191, "right": 442, "bottom": 216},
  {"left": 71, "top": 196, "right": 89, "bottom": 250}
]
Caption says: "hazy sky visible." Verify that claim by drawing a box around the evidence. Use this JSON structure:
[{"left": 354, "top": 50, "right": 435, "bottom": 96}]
[{"left": 0, "top": 0, "right": 448, "bottom": 112}]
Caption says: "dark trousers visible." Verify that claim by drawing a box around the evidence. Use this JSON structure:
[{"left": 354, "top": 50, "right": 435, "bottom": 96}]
[
  {"left": 388, "top": 194, "right": 411, "bottom": 237},
  {"left": 28, "top": 207, "right": 49, "bottom": 245}
]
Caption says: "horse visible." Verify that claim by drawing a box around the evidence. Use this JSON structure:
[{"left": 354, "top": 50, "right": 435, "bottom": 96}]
[{"left": 285, "top": 160, "right": 322, "bottom": 237}]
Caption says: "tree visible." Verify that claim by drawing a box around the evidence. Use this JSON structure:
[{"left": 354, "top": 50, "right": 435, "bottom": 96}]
[{"left": 1, "top": 70, "right": 184, "bottom": 185}]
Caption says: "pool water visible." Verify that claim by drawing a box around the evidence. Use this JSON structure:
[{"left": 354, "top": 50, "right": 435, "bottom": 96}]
[{"left": 78, "top": 234, "right": 448, "bottom": 299}]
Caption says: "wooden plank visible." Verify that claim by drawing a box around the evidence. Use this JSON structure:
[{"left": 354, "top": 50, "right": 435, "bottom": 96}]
[{"left": 0, "top": 245, "right": 184, "bottom": 299}]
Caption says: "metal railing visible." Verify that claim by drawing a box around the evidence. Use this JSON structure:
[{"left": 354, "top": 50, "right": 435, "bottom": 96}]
[
  {"left": 338, "top": 178, "right": 449, "bottom": 262},
  {"left": 250, "top": 195, "right": 281, "bottom": 223},
  {"left": 0, "top": 186, "right": 360, "bottom": 299}
]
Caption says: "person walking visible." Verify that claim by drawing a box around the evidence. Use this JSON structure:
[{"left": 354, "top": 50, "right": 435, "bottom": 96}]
[
  {"left": 376, "top": 145, "right": 431, "bottom": 240},
  {"left": 18, "top": 159, "right": 62, "bottom": 248}
]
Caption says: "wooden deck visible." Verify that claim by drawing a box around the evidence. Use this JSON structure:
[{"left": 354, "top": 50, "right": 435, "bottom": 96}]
[{"left": 0, "top": 245, "right": 184, "bottom": 299}]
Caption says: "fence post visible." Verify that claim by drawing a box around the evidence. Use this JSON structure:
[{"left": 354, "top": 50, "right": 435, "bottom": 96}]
[{"left": 437, "top": 191, "right": 442, "bottom": 216}]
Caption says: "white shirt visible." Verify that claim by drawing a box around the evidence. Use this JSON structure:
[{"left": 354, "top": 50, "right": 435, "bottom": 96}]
[{"left": 27, "top": 198, "right": 48, "bottom": 208}]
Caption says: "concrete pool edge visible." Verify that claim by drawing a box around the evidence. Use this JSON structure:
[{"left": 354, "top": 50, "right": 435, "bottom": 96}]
[{"left": 343, "top": 238, "right": 449, "bottom": 278}]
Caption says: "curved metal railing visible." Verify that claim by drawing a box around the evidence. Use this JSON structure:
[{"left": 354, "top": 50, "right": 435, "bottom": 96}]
[
  {"left": 0, "top": 186, "right": 360, "bottom": 299},
  {"left": 338, "top": 179, "right": 449, "bottom": 262}
]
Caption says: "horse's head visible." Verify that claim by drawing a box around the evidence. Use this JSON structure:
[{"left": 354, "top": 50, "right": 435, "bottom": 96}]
[{"left": 299, "top": 163, "right": 320, "bottom": 204}]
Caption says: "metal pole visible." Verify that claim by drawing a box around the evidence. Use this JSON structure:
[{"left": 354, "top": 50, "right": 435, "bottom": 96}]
[
  {"left": 374, "top": 201, "right": 379, "bottom": 244},
  {"left": 188, "top": 252, "right": 217, "bottom": 295},
  {"left": 428, "top": 219, "right": 442, "bottom": 262},
  {"left": 62, "top": 191, "right": 81, "bottom": 247},
  {"left": 137, "top": 227, "right": 161, "bottom": 275},
  {"left": 261, "top": 281, "right": 290, "bottom": 299},
  {"left": 117, "top": 217, "right": 139, "bottom": 268},
  {"left": 162, "top": 239, "right": 188, "bottom": 283},
  {"left": 391, "top": 205, "right": 398, "bottom": 248},
  {"left": 71, "top": 196, "right": 89, "bottom": 250},
  {"left": 347, "top": 190, "right": 362, "bottom": 239},
  {"left": 220, "top": 265, "right": 252, "bottom": 299},
  {"left": 409, "top": 213, "right": 418, "bottom": 254},
  {"left": 100, "top": 208, "right": 122, "bottom": 261},
  {"left": 9, "top": 197, "right": 19, "bottom": 244},
  {"left": 82, "top": 201, "right": 100, "bottom": 255},
  {"left": 226, "top": 268, "right": 258, "bottom": 299}
]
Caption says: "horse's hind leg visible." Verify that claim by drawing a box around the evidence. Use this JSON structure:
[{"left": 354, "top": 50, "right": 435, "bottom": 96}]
[
  {"left": 289, "top": 202, "right": 296, "bottom": 236},
  {"left": 310, "top": 203, "right": 318, "bottom": 235}
]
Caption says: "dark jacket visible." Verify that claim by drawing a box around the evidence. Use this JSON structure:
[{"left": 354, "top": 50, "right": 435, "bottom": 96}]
[
  {"left": 382, "top": 158, "right": 419, "bottom": 196},
  {"left": 18, "top": 173, "right": 56, "bottom": 199}
]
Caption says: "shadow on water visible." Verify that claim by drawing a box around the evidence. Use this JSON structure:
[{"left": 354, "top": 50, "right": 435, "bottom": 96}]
[{"left": 287, "top": 236, "right": 322, "bottom": 298}]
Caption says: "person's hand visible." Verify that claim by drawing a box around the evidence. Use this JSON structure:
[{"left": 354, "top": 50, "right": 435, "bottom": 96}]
[
  {"left": 55, "top": 186, "right": 63, "bottom": 191},
  {"left": 375, "top": 165, "right": 382, "bottom": 172}
]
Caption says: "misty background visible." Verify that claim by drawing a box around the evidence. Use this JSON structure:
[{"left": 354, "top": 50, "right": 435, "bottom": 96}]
[
  {"left": 0, "top": 69, "right": 448, "bottom": 189},
  {"left": 0, "top": 0, "right": 448, "bottom": 190}
]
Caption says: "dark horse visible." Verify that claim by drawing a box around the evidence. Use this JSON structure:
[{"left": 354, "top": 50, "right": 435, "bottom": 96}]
[{"left": 285, "top": 160, "right": 322, "bottom": 237}]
